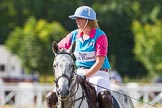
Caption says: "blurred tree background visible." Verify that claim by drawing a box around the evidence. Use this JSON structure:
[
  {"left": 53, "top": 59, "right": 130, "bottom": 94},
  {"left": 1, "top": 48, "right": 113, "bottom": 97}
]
[{"left": 0, "top": 0, "right": 162, "bottom": 82}]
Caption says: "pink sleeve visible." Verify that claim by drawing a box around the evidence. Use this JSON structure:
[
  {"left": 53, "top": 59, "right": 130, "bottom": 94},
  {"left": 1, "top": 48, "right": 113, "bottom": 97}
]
[
  {"left": 96, "top": 35, "right": 108, "bottom": 56},
  {"left": 58, "top": 33, "right": 72, "bottom": 49}
]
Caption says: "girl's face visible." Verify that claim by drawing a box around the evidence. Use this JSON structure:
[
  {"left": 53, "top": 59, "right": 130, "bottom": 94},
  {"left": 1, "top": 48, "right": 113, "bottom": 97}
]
[{"left": 75, "top": 18, "right": 87, "bottom": 29}]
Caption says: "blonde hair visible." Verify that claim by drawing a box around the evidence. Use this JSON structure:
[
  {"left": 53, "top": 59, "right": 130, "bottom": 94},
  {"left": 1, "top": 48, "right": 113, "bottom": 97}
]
[{"left": 87, "top": 20, "right": 99, "bottom": 29}]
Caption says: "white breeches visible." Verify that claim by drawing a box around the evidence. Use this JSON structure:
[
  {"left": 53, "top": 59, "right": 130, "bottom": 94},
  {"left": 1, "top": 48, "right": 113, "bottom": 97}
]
[{"left": 76, "top": 68, "right": 111, "bottom": 95}]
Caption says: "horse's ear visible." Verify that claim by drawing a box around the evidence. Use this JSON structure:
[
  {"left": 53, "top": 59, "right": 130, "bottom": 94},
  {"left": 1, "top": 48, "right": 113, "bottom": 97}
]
[
  {"left": 52, "top": 41, "right": 59, "bottom": 55},
  {"left": 67, "top": 41, "right": 76, "bottom": 54}
]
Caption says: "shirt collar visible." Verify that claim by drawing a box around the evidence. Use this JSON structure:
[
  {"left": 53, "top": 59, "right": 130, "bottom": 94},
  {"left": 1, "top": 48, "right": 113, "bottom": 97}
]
[{"left": 76, "top": 28, "right": 96, "bottom": 38}]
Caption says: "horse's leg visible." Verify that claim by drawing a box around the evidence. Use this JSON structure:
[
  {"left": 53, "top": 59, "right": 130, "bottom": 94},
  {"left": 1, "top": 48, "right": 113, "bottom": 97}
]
[
  {"left": 46, "top": 91, "right": 58, "bottom": 108},
  {"left": 98, "top": 90, "right": 113, "bottom": 108}
]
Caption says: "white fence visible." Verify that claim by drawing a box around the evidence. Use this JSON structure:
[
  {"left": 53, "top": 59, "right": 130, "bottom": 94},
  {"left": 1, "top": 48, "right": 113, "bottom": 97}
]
[
  {"left": 125, "top": 83, "right": 162, "bottom": 108},
  {"left": 0, "top": 82, "right": 162, "bottom": 108},
  {"left": 0, "top": 82, "right": 53, "bottom": 108}
]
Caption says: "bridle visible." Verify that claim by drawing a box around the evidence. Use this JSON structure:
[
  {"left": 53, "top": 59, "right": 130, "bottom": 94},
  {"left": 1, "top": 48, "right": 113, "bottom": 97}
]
[
  {"left": 54, "top": 52, "right": 75, "bottom": 91},
  {"left": 55, "top": 74, "right": 73, "bottom": 89},
  {"left": 53, "top": 52, "right": 86, "bottom": 107}
]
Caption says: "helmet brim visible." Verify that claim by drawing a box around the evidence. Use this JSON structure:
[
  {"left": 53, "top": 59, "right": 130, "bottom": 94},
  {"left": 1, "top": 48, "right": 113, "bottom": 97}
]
[
  {"left": 69, "top": 15, "right": 76, "bottom": 19},
  {"left": 69, "top": 15, "right": 96, "bottom": 20}
]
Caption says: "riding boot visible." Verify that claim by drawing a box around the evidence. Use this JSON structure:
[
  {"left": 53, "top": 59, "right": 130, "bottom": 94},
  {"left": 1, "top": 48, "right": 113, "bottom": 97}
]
[
  {"left": 46, "top": 91, "right": 58, "bottom": 108},
  {"left": 98, "top": 90, "right": 113, "bottom": 108}
]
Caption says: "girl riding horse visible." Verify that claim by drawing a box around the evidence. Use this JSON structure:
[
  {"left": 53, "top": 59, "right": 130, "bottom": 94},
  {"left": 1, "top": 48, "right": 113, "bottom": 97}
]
[{"left": 46, "top": 5, "right": 113, "bottom": 108}]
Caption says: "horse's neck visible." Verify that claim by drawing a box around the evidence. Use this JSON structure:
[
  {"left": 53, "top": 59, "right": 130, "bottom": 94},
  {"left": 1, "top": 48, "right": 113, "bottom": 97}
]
[
  {"left": 70, "top": 79, "right": 83, "bottom": 98},
  {"left": 70, "top": 79, "right": 89, "bottom": 108}
]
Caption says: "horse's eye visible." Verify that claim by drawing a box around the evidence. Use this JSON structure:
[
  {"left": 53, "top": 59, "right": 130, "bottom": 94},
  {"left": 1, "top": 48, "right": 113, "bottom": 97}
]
[
  {"left": 53, "top": 63, "right": 58, "bottom": 68},
  {"left": 53, "top": 64, "right": 57, "bottom": 67}
]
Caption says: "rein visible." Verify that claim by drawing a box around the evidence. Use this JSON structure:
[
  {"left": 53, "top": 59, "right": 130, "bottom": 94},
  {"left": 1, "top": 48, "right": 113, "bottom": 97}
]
[
  {"left": 69, "top": 77, "right": 86, "bottom": 108},
  {"left": 56, "top": 73, "right": 86, "bottom": 108}
]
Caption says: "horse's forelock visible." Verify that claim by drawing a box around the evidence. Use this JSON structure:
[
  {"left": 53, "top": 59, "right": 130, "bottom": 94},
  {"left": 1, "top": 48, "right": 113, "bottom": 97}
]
[
  {"left": 53, "top": 50, "right": 74, "bottom": 75},
  {"left": 59, "top": 48, "right": 68, "bottom": 53}
]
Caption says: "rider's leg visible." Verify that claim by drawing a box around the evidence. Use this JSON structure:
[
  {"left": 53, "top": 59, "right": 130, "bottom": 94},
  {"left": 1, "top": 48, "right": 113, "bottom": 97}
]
[
  {"left": 88, "top": 70, "right": 113, "bottom": 108},
  {"left": 98, "top": 90, "right": 113, "bottom": 108},
  {"left": 46, "top": 90, "right": 58, "bottom": 108}
]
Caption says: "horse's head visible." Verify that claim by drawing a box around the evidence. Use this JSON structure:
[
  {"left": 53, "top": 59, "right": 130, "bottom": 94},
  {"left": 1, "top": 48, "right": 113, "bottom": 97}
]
[{"left": 52, "top": 41, "right": 76, "bottom": 99}]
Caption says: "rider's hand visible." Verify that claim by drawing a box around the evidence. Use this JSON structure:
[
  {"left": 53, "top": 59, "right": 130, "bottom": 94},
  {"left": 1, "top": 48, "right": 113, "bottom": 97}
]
[{"left": 76, "top": 74, "right": 86, "bottom": 83}]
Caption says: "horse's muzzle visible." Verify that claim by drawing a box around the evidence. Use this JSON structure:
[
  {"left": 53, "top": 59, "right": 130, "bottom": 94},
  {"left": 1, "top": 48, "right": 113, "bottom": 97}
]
[{"left": 56, "top": 88, "right": 69, "bottom": 99}]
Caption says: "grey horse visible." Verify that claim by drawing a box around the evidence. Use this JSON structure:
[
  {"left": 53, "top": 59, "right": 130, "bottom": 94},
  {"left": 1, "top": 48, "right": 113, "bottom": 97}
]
[{"left": 52, "top": 41, "right": 134, "bottom": 108}]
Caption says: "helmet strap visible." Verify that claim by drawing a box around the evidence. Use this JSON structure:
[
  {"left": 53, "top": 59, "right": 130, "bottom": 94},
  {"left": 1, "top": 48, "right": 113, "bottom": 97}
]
[{"left": 81, "top": 19, "right": 88, "bottom": 32}]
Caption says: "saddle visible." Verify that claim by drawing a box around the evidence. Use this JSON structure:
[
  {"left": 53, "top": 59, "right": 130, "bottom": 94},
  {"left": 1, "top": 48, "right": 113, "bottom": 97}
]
[
  {"left": 81, "top": 81, "right": 98, "bottom": 108},
  {"left": 81, "top": 81, "right": 120, "bottom": 108}
]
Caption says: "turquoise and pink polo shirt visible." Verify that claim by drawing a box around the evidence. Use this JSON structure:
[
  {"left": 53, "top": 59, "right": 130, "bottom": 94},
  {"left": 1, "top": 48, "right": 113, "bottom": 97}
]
[{"left": 58, "top": 28, "right": 110, "bottom": 69}]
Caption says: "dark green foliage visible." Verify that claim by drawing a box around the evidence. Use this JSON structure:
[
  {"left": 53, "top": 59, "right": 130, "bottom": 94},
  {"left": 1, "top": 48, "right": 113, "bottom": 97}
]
[
  {"left": 5, "top": 17, "right": 68, "bottom": 75},
  {"left": 1, "top": 0, "right": 162, "bottom": 78}
]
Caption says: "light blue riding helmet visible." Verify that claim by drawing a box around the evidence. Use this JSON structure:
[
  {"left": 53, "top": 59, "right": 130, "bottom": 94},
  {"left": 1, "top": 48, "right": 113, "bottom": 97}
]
[{"left": 69, "top": 6, "right": 96, "bottom": 20}]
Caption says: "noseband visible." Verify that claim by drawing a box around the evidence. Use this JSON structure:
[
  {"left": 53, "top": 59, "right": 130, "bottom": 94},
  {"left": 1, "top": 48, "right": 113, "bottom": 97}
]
[{"left": 55, "top": 73, "right": 73, "bottom": 88}]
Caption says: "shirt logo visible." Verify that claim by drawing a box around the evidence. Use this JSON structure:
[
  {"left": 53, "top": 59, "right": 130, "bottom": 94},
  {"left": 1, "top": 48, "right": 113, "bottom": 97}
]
[
  {"left": 74, "top": 51, "right": 96, "bottom": 62},
  {"left": 88, "top": 40, "right": 95, "bottom": 47},
  {"left": 78, "top": 52, "right": 86, "bottom": 60}
]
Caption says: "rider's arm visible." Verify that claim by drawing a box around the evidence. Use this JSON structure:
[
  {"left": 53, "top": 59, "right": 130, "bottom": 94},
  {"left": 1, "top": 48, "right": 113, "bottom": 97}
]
[
  {"left": 85, "top": 34, "right": 108, "bottom": 78},
  {"left": 86, "top": 56, "right": 105, "bottom": 78},
  {"left": 58, "top": 33, "right": 72, "bottom": 50}
]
